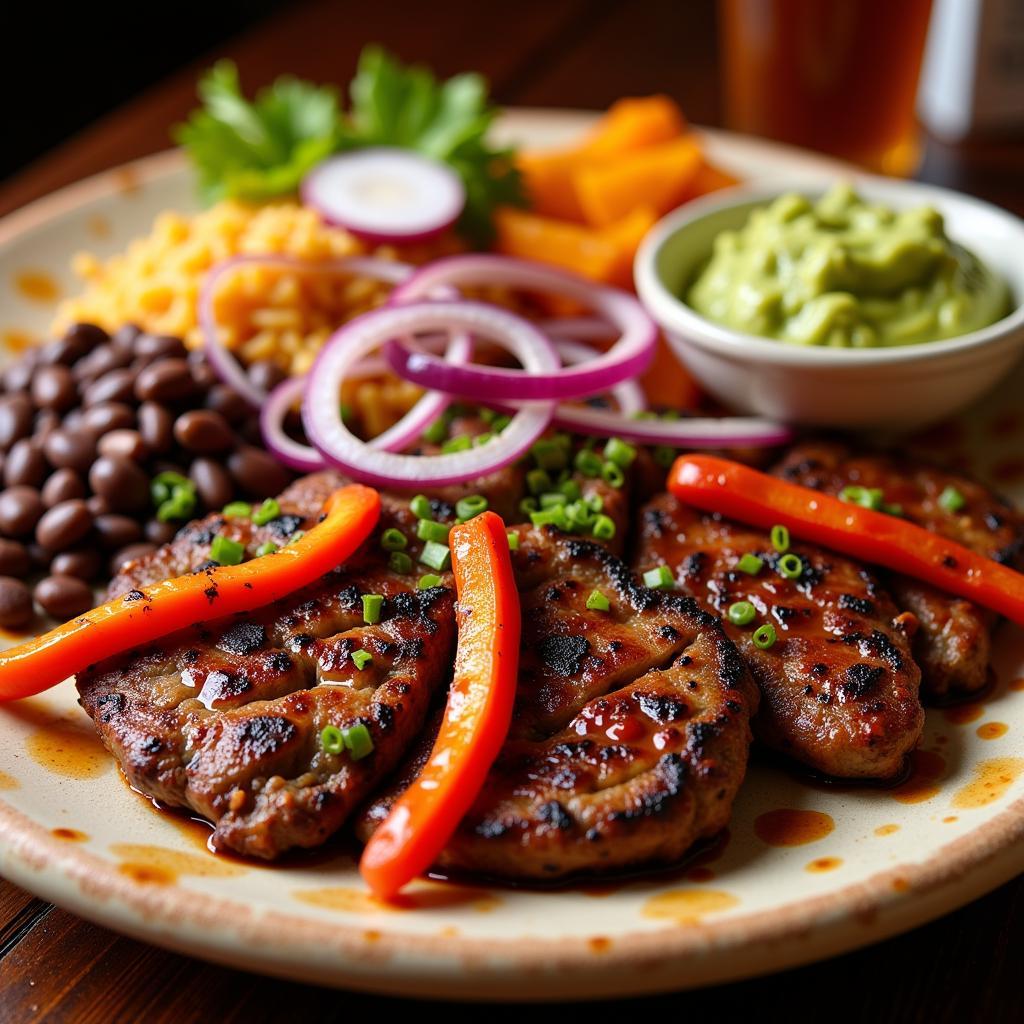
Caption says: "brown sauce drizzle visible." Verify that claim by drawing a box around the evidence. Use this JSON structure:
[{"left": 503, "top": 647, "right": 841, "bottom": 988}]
[
  {"left": 14, "top": 270, "right": 60, "bottom": 303},
  {"left": 0, "top": 770, "right": 18, "bottom": 791},
  {"left": 8, "top": 700, "right": 113, "bottom": 779},
  {"left": 951, "top": 757, "right": 1024, "bottom": 809},
  {"left": 52, "top": 827, "right": 88, "bottom": 841},
  {"left": 943, "top": 703, "right": 984, "bottom": 725},
  {"left": 889, "top": 749, "right": 946, "bottom": 804},
  {"left": 977, "top": 722, "right": 1008, "bottom": 740},
  {"left": 1, "top": 329, "right": 38, "bottom": 354},
  {"left": 642, "top": 888, "right": 739, "bottom": 924},
  {"left": 805, "top": 856, "right": 842, "bottom": 873},
  {"left": 874, "top": 823, "right": 900, "bottom": 836},
  {"left": 111, "top": 843, "right": 247, "bottom": 886},
  {"left": 754, "top": 809, "right": 834, "bottom": 846}
]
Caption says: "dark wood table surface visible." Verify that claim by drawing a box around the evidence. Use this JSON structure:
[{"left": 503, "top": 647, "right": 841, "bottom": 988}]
[{"left": 2, "top": 2, "right": 1023, "bottom": 1020}]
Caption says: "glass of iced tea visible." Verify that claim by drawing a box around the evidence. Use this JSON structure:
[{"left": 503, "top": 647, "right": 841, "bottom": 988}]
[{"left": 719, "top": 0, "right": 934, "bottom": 176}]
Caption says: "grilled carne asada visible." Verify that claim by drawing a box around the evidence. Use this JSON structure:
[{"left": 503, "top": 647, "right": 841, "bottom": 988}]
[
  {"left": 635, "top": 493, "right": 923, "bottom": 779},
  {"left": 360, "top": 524, "right": 757, "bottom": 879},
  {"left": 773, "top": 440, "right": 1024, "bottom": 700}
]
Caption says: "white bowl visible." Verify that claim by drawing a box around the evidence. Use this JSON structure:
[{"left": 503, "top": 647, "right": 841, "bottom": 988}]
[{"left": 634, "top": 179, "right": 1024, "bottom": 429}]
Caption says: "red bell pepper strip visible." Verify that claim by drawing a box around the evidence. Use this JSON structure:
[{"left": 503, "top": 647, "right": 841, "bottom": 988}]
[
  {"left": 360, "top": 510, "right": 520, "bottom": 900},
  {"left": 669, "top": 454, "right": 1024, "bottom": 627},
  {"left": 0, "top": 484, "right": 380, "bottom": 702}
]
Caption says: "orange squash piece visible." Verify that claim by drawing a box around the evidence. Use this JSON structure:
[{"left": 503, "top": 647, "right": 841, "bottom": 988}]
[
  {"left": 574, "top": 136, "right": 703, "bottom": 227},
  {"left": 580, "top": 95, "right": 687, "bottom": 158},
  {"left": 683, "top": 159, "right": 741, "bottom": 200},
  {"left": 518, "top": 149, "right": 588, "bottom": 221},
  {"left": 495, "top": 207, "right": 621, "bottom": 282},
  {"left": 602, "top": 205, "right": 658, "bottom": 288}
]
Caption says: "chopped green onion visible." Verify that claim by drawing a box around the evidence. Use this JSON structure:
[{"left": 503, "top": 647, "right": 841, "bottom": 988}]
[
  {"left": 410, "top": 494, "right": 432, "bottom": 520},
  {"left": 157, "top": 487, "right": 196, "bottom": 522},
  {"left": 255, "top": 541, "right": 279, "bottom": 557},
  {"left": 574, "top": 449, "right": 603, "bottom": 478},
  {"left": 883, "top": 503, "right": 904, "bottom": 517},
  {"left": 601, "top": 461, "right": 625, "bottom": 488},
  {"left": 320, "top": 725, "right": 345, "bottom": 755},
  {"left": 527, "top": 468, "right": 553, "bottom": 495},
  {"left": 473, "top": 431, "right": 493, "bottom": 447},
  {"left": 558, "top": 479, "right": 582, "bottom": 501},
  {"left": 530, "top": 507, "right": 570, "bottom": 531},
  {"left": 419, "top": 541, "right": 451, "bottom": 571},
  {"left": 938, "top": 485, "right": 965, "bottom": 513},
  {"left": 603, "top": 437, "right": 637, "bottom": 468},
  {"left": 518, "top": 496, "right": 539, "bottom": 517},
  {"left": 565, "top": 500, "right": 595, "bottom": 529},
  {"left": 585, "top": 494, "right": 604, "bottom": 513},
  {"left": 441, "top": 434, "right": 471, "bottom": 453},
  {"left": 592, "top": 514, "right": 616, "bottom": 541},
  {"left": 653, "top": 445, "right": 676, "bottom": 468},
  {"left": 151, "top": 471, "right": 193, "bottom": 506},
  {"left": 351, "top": 649, "right": 373, "bottom": 671},
  {"left": 222, "top": 501, "right": 253, "bottom": 519},
  {"left": 736, "top": 553, "right": 764, "bottom": 575},
  {"left": 210, "top": 535, "right": 245, "bottom": 566},
  {"left": 490, "top": 414, "right": 511, "bottom": 432},
  {"left": 770, "top": 524, "right": 790, "bottom": 553},
  {"left": 362, "top": 593, "right": 384, "bottom": 624},
  {"left": 287, "top": 530, "right": 305, "bottom": 546},
  {"left": 840, "top": 485, "right": 884, "bottom": 511},
  {"left": 388, "top": 551, "right": 412, "bottom": 574},
  {"left": 727, "top": 600, "right": 756, "bottom": 626},
  {"left": 416, "top": 519, "right": 450, "bottom": 544},
  {"left": 252, "top": 498, "right": 281, "bottom": 526},
  {"left": 455, "top": 495, "right": 488, "bottom": 520},
  {"left": 422, "top": 416, "right": 448, "bottom": 445},
  {"left": 418, "top": 574, "right": 442, "bottom": 590},
  {"left": 539, "top": 491, "right": 568, "bottom": 509},
  {"left": 381, "top": 527, "right": 408, "bottom": 551},
  {"left": 643, "top": 565, "right": 675, "bottom": 590},
  {"left": 531, "top": 439, "right": 568, "bottom": 471},
  {"left": 586, "top": 590, "right": 610, "bottom": 612},
  {"left": 752, "top": 623, "right": 777, "bottom": 650},
  {"left": 777, "top": 553, "right": 804, "bottom": 580},
  {"left": 342, "top": 723, "right": 374, "bottom": 761},
  {"left": 506, "top": 531, "right": 520, "bottom": 550}
]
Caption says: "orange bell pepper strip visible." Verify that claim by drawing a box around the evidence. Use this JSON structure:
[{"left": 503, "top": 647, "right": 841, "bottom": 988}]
[
  {"left": 360, "top": 510, "right": 520, "bottom": 900},
  {"left": 669, "top": 455, "right": 1024, "bottom": 627},
  {"left": 0, "top": 484, "right": 380, "bottom": 701}
]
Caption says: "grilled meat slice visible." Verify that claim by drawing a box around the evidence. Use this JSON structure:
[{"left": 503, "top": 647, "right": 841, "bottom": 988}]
[
  {"left": 773, "top": 440, "right": 1023, "bottom": 700},
  {"left": 359, "top": 526, "right": 757, "bottom": 879},
  {"left": 635, "top": 494, "right": 923, "bottom": 779},
  {"left": 81, "top": 495, "right": 458, "bottom": 859}
]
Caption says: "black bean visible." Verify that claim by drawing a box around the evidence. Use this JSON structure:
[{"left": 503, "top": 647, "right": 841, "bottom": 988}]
[
  {"left": 0, "top": 539, "right": 30, "bottom": 577},
  {"left": 36, "top": 499, "right": 93, "bottom": 551},
  {"left": 189, "top": 355, "right": 218, "bottom": 391},
  {"left": 51, "top": 547, "right": 102, "bottom": 581},
  {"left": 0, "top": 486, "right": 46, "bottom": 537},
  {"left": 43, "top": 429, "right": 97, "bottom": 474},
  {"left": 41, "top": 468, "right": 86, "bottom": 507},
  {"left": 228, "top": 446, "right": 291, "bottom": 498},
  {"left": 173, "top": 409, "right": 234, "bottom": 453},
  {"left": 34, "top": 575, "right": 94, "bottom": 619},
  {"left": 144, "top": 519, "right": 177, "bottom": 546},
  {"left": 31, "top": 364, "right": 77, "bottom": 411},
  {"left": 190, "top": 457, "right": 234, "bottom": 510},
  {"left": 62, "top": 322, "right": 109, "bottom": 354},
  {"left": 134, "top": 358, "right": 196, "bottom": 403},
  {"left": 4, "top": 439, "right": 47, "bottom": 487},
  {"left": 81, "top": 402, "right": 136, "bottom": 436},
  {"left": 110, "top": 324, "right": 142, "bottom": 353},
  {"left": 205, "top": 385, "right": 251, "bottom": 425},
  {"left": 109, "top": 542, "right": 157, "bottom": 575},
  {"left": 94, "top": 513, "right": 143, "bottom": 551},
  {"left": 97, "top": 429, "right": 147, "bottom": 462},
  {"left": 88, "top": 456, "right": 150, "bottom": 512},
  {"left": 137, "top": 402, "right": 173, "bottom": 453},
  {"left": 86, "top": 495, "right": 111, "bottom": 517},
  {"left": 33, "top": 410, "right": 61, "bottom": 441},
  {"left": 83, "top": 368, "right": 137, "bottom": 407},
  {"left": 2, "top": 360, "right": 35, "bottom": 393},
  {"left": 134, "top": 333, "right": 187, "bottom": 360},
  {"left": 0, "top": 576, "right": 33, "bottom": 628},
  {"left": 0, "top": 394, "right": 33, "bottom": 450},
  {"left": 72, "top": 344, "right": 131, "bottom": 382}
]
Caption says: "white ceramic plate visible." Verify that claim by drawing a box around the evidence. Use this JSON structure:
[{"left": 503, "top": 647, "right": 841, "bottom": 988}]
[{"left": 0, "top": 111, "right": 1023, "bottom": 1001}]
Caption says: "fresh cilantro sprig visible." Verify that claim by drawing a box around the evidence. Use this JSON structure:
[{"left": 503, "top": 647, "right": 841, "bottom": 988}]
[{"left": 175, "top": 48, "right": 523, "bottom": 244}]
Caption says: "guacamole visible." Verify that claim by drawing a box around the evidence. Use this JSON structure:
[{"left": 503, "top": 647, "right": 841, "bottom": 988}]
[{"left": 687, "top": 184, "right": 1010, "bottom": 347}]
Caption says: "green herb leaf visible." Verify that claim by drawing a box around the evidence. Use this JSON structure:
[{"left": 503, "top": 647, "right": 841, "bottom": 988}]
[{"left": 174, "top": 61, "right": 342, "bottom": 204}]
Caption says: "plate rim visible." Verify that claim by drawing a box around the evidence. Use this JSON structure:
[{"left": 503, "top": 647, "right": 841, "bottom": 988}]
[{"left": 0, "top": 112, "right": 1021, "bottom": 998}]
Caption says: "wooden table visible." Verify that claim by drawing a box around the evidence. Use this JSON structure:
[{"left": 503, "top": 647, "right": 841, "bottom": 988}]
[{"left": 2, "top": 2, "right": 1022, "bottom": 1019}]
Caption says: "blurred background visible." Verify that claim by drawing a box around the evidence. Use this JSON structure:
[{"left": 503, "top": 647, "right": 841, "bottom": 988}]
[{"left": 3, "top": 0, "right": 1023, "bottom": 211}]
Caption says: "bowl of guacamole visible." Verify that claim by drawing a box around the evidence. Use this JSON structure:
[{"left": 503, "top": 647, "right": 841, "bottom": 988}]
[{"left": 634, "top": 179, "right": 1024, "bottom": 428}]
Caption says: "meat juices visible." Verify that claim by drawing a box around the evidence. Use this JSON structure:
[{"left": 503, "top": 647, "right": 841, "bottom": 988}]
[
  {"left": 773, "top": 440, "right": 1024, "bottom": 700},
  {"left": 635, "top": 494, "right": 923, "bottom": 780}
]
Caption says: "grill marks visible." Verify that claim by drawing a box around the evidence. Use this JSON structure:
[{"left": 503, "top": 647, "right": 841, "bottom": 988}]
[
  {"left": 773, "top": 440, "right": 1024, "bottom": 700},
  {"left": 359, "top": 527, "right": 757, "bottom": 880},
  {"left": 635, "top": 493, "right": 923, "bottom": 780}
]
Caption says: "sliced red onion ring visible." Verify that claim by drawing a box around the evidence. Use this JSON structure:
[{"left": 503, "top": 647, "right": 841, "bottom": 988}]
[
  {"left": 262, "top": 331, "right": 474, "bottom": 470},
  {"left": 547, "top": 404, "right": 797, "bottom": 448},
  {"left": 553, "top": 338, "right": 646, "bottom": 418},
  {"left": 303, "top": 301, "right": 559, "bottom": 487},
  {"left": 539, "top": 316, "right": 619, "bottom": 342},
  {"left": 199, "top": 254, "right": 413, "bottom": 407},
  {"left": 386, "top": 255, "right": 658, "bottom": 402},
  {"left": 301, "top": 148, "right": 466, "bottom": 243}
]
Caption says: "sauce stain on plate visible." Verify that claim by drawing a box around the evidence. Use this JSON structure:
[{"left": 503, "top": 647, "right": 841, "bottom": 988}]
[
  {"left": 1, "top": 329, "right": 38, "bottom": 354},
  {"left": 890, "top": 750, "right": 946, "bottom": 804},
  {"left": 0, "top": 770, "right": 18, "bottom": 791},
  {"left": 951, "top": 757, "right": 1024, "bottom": 809},
  {"left": 16, "top": 702, "right": 112, "bottom": 779},
  {"left": 642, "top": 889, "right": 739, "bottom": 924},
  {"left": 976, "top": 722, "right": 1008, "bottom": 740},
  {"left": 754, "top": 809, "right": 834, "bottom": 846},
  {"left": 111, "top": 843, "right": 246, "bottom": 885},
  {"left": 52, "top": 827, "right": 88, "bottom": 841},
  {"left": 805, "top": 856, "right": 843, "bottom": 873},
  {"left": 294, "top": 883, "right": 501, "bottom": 914},
  {"left": 943, "top": 703, "right": 984, "bottom": 725},
  {"left": 14, "top": 270, "right": 61, "bottom": 303},
  {"left": 874, "top": 823, "right": 900, "bottom": 836}
]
